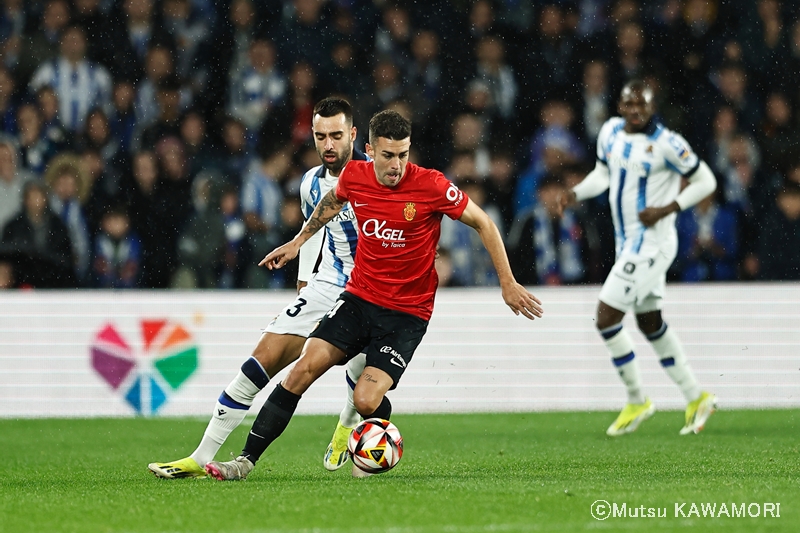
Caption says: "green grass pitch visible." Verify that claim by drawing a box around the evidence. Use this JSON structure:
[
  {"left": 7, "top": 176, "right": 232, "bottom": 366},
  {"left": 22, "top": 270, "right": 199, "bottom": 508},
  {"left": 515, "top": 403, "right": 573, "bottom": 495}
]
[{"left": 0, "top": 410, "right": 797, "bottom": 533}]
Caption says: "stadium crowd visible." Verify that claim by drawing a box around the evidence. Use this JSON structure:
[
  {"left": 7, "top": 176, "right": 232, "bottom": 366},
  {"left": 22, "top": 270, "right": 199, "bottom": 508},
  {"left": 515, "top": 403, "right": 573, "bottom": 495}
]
[{"left": 0, "top": 0, "right": 799, "bottom": 289}]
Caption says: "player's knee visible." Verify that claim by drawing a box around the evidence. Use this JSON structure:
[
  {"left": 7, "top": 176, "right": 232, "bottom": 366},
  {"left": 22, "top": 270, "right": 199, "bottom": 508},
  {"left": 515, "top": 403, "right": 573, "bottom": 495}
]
[
  {"left": 353, "top": 392, "right": 382, "bottom": 418},
  {"left": 636, "top": 311, "right": 663, "bottom": 335}
]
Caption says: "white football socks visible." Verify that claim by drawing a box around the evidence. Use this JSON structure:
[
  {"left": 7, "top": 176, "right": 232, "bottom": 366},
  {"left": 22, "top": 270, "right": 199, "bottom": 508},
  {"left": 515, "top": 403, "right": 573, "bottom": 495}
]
[
  {"left": 602, "top": 324, "right": 645, "bottom": 405},
  {"left": 647, "top": 324, "right": 701, "bottom": 403},
  {"left": 191, "top": 360, "right": 268, "bottom": 466},
  {"left": 339, "top": 353, "right": 367, "bottom": 428}
]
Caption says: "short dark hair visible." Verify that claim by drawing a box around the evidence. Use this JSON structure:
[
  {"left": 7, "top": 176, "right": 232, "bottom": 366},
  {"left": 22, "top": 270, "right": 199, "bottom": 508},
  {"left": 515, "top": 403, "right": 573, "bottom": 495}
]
[
  {"left": 313, "top": 97, "right": 353, "bottom": 126},
  {"left": 369, "top": 110, "right": 411, "bottom": 144}
]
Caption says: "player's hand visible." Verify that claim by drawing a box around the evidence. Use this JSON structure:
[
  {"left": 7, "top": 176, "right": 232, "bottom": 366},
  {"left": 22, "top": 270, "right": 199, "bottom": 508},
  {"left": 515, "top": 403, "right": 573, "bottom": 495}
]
[
  {"left": 502, "top": 282, "right": 544, "bottom": 321},
  {"left": 556, "top": 189, "right": 577, "bottom": 217},
  {"left": 638, "top": 202, "right": 679, "bottom": 227},
  {"left": 259, "top": 240, "right": 301, "bottom": 270}
]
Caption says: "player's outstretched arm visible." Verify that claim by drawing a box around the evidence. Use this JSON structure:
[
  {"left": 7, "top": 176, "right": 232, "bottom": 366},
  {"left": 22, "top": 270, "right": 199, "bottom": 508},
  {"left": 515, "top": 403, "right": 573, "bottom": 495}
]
[
  {"left": 260, "top": 189, "right": 345, "bottom": 270},
  {"left": 559, "top": 161, "right": 611, "bottom": 217},
  {"left": 458, "top": 199, "right": 544, "bottom": 321},
  {"left": 556, "top": 189, "right": 577, "bottom": 217}
]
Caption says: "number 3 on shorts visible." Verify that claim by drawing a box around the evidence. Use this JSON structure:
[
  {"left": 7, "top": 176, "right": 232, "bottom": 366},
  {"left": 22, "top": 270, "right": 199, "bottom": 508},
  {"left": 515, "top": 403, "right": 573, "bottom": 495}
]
[
  {"left": 286, "top": 298, "right": 307, "bottom": 317},
  {"left": 327, "top": 299, "right": 345, "bottom": 318}
]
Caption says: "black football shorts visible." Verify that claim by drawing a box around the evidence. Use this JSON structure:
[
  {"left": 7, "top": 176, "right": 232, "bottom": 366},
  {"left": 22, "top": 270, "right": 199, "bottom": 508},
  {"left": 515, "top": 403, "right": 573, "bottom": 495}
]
[{"left": 310, "top": 291, "right": 428, "bottom": 389}]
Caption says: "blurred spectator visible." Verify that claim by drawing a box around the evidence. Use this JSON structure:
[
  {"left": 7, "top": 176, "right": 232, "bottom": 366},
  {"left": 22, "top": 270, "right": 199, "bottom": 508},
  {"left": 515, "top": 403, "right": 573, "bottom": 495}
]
[
  {"left": 261, "top": 61, "right": 318, "bottom": 147},
  {"left": 707, "top": 105, "right": 738, "bottom": 176},
  {"left": 523, "top": 3, "right": 576, "bottom": 107},
  {"left": 670, "top": 0, "right": 725, "bottom": 99},
  {"left": 561, "top": 162, "right": 614, "bottom": 283},
  {"left": 29, "top": 25, "right": 112, "bottom": 132},
  {"left": 739, "top": 0, "right": 787, "bottom": 95},
  {"left": 756, "top": 181, "right": 800, "bottom": 280},
  {"left": 16, "top": 101, "right": 57, "bottom": 175},
  {"left": 73, "top": 0, "right": 106, "bottom": 59},
  {"left": 108, "top": 80, "right": 137, "bottom": 155},
  {"left": 323, "top": 39, "right": 369, "bottom": 102},
  {"left": 579, "top": 59, "right": 611, "bottom": 147},
  {"left": 78, "top": 108, "right": 123, "bottom": 169},
  {"left": 434, "top": 245, "right": 455, "bottom": 287},
  {"left": 0, "top": 259, "right": 14, "bottom": 288},
  {"left": 101, "top": 0, "right": 169, "bottom": 82},
  {"left": 405, "top": 29, "right": 444, "bottom": 117},
  {"left": 516, "top": 99, "right": 585, "bottom": 214},
  {"left": 274, "top": 0, "right": 334, "bottom": 69},
  {"left": 0, "top": 0, "right": 26, "bottom": 73},
  {"left": 0, "top": 138, "right": 35, "bottom": 234},
  {"left": 359, "top": 57, "right": 413, "bottom": 124},
  {"left": 273, "top": 194, "right": 303, "bottom": 288},
  {"left": 135, "top": 45, "right": 180, "bottom": 129},
  {"left": 0, "top": 66, "right": 18, "bottom": 133},
  {"left": 373, "top": 3, "right": 413, "bottom": 73},
  {"left": 81, "top": 147, "right": 123, "bottom": 236},
  {"left": 1, "top": 180, "right": 74, "bottom": 282},
  {"left": 439, "top": 178, "right": 503, "bottom": 286},
  {"left": 179, "top": 108, "right": 214, "bottom": 176},
  {"left": 675, "top": 192, "right": 739, "bottom": 282},
  {"left": 507, "top": 173, "right": 586, "bottom": 286},
  {"left": 45, "top": 155, "right": 90, "bottom": 281},
  {"left": 173, "top": 173, "right": 225, "bottom": 288},
  {"left": 203, "top": 0, "right": 259, "bottom": 112},
  {"left": 124, "top": 150, "right": 171, "bottom": 287},
  {"left": 227, "top": 38, "right": 287, "bottom": 132},
  {"left": 161, "top": 0, "right": 210, "bottom": 82},
  {"left": 92, "top": 204, "right": 141, "bottom": 288},
  {"left": 138, "top": 75, "right": 184, "bottom": 151},
  {"left": 710, "top": 61, "right": 761, "bottom": 135},
  {"left": 218, "top": 183, "right": 247, "bottom": 289},
  {"left": 609, "top": 19, "right": 653, "bottom": 92},
  {"left": 484, "top": 149, "right": 517, "bottom": 233},
  {"left": 450, "top": 112, "right": 490, "bottom": 178},
  {"left": 471, "top": 34, "right": 517, "bottom": 122},
  {"left": 35, "top": 85, "right": 68, "bottom": 146},
  {"left": 154, "top": 137, "right": 193, "bottom": 281},
  {"left": 211, "top": 115, "right": 251, "bottom": 186},
  {"left": 240, "top": 140, "right": 291, "bottom": 287},
  {"left": 14, "top": 0, "right": 69, "bottom": 85},
  {"left": 756, "top": 90, "right": 798, "bottom": 173}
]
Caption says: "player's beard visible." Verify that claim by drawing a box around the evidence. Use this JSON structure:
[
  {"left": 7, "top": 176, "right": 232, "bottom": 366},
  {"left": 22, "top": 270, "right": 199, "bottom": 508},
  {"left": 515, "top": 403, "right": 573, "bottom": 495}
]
[{"left": 319, "top": 143, "right": 352, "bottom": 175}]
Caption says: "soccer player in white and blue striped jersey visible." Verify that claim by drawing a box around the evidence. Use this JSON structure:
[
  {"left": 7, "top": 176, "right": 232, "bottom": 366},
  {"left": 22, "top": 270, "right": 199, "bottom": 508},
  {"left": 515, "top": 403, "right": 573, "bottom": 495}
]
[
  {"left": 559, "top": 80, "right": 718, "bottom": 436},
  {"left": 148, "top": 97, "right": 367, "bottom": 479}
]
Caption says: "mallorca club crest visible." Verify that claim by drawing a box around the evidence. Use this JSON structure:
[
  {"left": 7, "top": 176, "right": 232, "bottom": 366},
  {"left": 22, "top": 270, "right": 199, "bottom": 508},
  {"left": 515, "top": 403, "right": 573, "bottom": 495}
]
[{"left": 403, "top": 202, "right": 416, "bottom": 221}]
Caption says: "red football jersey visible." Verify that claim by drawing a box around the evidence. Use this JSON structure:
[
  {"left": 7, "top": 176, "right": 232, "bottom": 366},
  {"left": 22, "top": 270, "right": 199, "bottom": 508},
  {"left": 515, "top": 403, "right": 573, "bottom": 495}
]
[{"left": 335, "top": 160, "right": 469, "bottom": 320}]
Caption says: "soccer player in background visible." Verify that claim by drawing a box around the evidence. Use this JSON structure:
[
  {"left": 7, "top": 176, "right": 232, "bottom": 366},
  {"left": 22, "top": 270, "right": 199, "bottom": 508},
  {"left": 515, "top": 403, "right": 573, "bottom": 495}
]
[
  {"left": 203, "top": 110, "right": 543, "bottom": 481},
  {"left": 558, "top": 80, "right": 718, "bottom": 436},
  {"left": 148, "top": 97, "right": 370, "bottom": 478}
]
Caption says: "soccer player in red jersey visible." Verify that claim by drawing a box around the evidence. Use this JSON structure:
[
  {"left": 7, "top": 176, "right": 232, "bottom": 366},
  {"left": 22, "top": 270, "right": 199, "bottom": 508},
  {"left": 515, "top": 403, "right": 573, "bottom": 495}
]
[{"left": 205, "top": 110, "right": 543, "bottom": 481}]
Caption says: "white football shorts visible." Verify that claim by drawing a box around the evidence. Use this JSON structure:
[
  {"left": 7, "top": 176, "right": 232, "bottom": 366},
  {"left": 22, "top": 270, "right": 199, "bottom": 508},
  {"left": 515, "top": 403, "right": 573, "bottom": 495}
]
[
  {"left": 265, "top": 277, "right": 345, "bottom": 336},
  {"left": 598, "top": 248, "right": 676, "bottom": 314}
]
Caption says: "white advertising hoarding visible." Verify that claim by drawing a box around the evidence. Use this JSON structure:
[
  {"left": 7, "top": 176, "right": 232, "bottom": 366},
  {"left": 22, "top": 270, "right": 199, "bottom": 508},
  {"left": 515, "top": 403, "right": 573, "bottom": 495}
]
[{"left": 0, "top": 284, "right": 797, "bottom": 417}]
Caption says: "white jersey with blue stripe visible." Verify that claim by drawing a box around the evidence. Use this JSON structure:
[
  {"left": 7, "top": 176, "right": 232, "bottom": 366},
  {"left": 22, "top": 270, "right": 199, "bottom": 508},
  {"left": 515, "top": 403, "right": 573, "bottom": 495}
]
[
  {"left": 299, "top": 165, "right": 359, "bottom": 287},
  {"left": 597, "top": 117, "right": 700, "bottom": 258}
]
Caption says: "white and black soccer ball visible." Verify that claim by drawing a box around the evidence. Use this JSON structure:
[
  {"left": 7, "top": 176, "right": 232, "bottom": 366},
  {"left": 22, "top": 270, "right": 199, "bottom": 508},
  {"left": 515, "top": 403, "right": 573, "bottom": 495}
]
[{"left": 347, "top": 418, "right": 403, "bottom": 474}]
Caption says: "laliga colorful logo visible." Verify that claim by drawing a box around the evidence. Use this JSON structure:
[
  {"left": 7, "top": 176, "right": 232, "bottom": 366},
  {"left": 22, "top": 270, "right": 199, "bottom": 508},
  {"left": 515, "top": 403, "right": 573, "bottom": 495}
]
[{"left": 90, "top": 320, "right": 198, "bottom": 415}]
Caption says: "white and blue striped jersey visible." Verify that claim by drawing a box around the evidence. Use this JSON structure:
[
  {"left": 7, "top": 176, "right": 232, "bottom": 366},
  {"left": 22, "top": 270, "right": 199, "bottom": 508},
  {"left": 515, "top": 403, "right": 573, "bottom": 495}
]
[
  {"left": 299, "top": 152, "right": 367, "bottom": 287},
  {"left": 597, "top": 117, "right": 700, "bottom": 258},
  {"left": 29, "top": 58, "right": 112, "bottom": 132}
]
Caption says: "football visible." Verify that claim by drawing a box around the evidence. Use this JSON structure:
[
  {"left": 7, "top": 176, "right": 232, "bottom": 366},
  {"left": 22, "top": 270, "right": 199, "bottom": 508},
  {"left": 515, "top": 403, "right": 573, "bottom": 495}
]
[{"left": 347, "top": 418, "right": 403, "bottom": 474}]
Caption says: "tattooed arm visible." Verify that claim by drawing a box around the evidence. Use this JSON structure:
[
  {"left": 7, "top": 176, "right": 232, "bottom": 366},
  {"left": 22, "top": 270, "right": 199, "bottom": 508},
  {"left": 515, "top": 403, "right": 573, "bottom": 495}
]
[{"left": 260, "top": 189, "right": 345, "bottom": 270}]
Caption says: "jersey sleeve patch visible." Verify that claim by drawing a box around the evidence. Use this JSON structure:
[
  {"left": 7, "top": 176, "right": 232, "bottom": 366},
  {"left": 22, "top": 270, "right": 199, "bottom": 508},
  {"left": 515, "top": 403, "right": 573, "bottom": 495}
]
[{"left": 662, "top": 132, "right": 699, "bottom": 176}]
